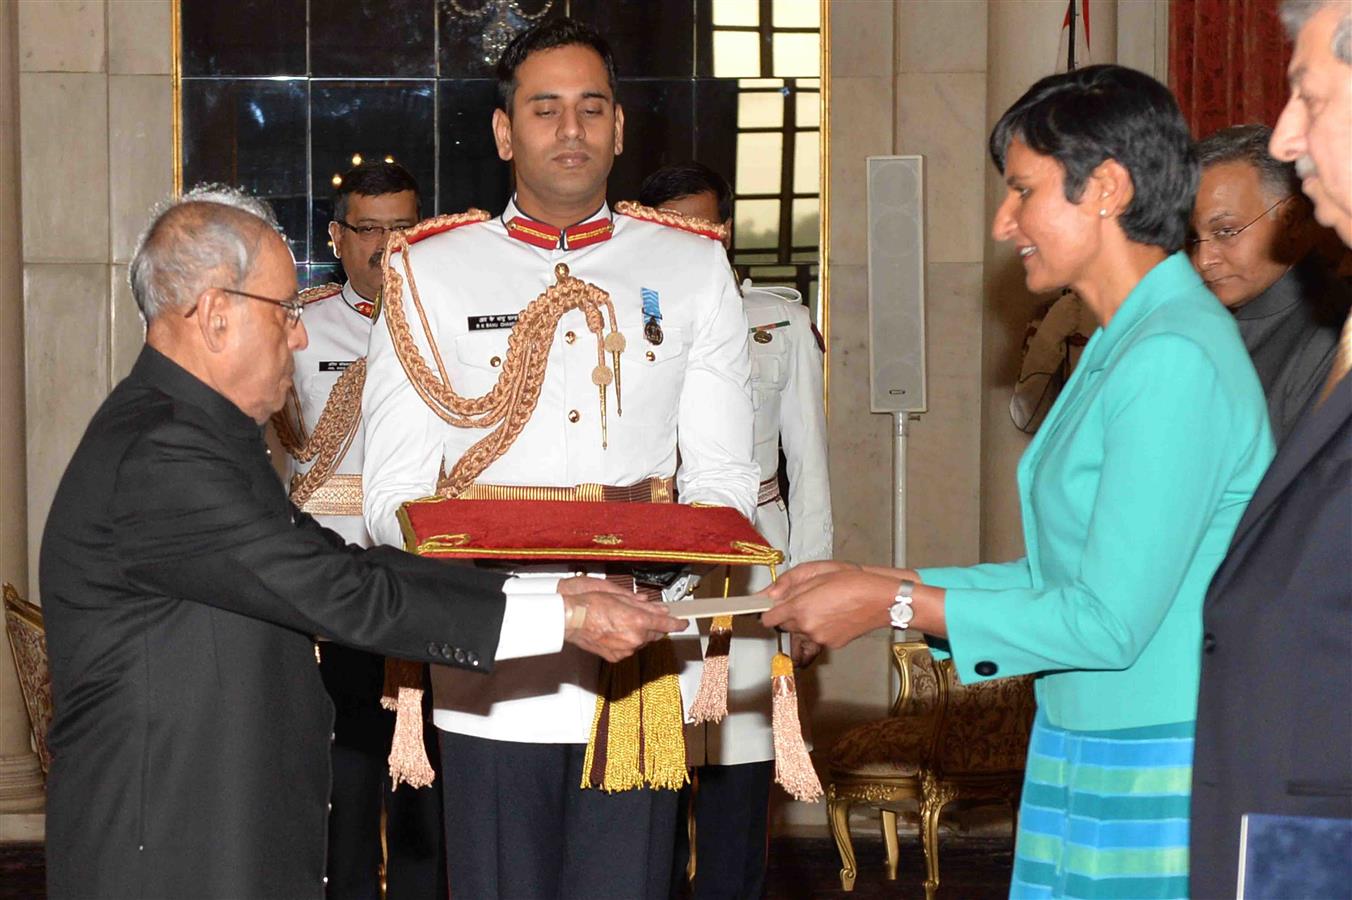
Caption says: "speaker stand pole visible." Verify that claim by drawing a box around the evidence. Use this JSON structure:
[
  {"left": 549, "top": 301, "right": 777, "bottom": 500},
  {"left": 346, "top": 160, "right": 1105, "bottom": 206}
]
[{"left": 892, "top": 411, "right": 908, "bottom": 570}]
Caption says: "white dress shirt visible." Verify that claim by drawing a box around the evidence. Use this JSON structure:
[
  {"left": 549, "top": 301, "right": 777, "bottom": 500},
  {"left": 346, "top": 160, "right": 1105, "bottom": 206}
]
[
  {"left": 688, "top": 283, "right": 834, "bottom": 765},
  {"left": 362, "top": 199, "right": 758, "bottom": 743}
]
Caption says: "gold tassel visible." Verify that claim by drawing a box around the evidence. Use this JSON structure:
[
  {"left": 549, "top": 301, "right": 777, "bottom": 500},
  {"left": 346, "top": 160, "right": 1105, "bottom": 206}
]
[
  {"left": 381, "top": 657, "right": 435, "bottom": 789},
  {"left": 687, "top": 614, "right": 733, "bottom": 723},
  {"left": 582, "top": 639, "right": 689, "bottom": 792},
  {"left": 640, "top": 637, "right": 690, "bottom": 790},
  {"left": 770, "top": 652, "right": 823, "bottom": 802}
]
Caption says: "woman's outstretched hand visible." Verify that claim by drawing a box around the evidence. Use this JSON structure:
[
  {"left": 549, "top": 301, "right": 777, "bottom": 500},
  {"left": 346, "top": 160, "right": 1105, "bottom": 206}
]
[{"left": 762, "top": 562, "right": 900, "bottom": 649}]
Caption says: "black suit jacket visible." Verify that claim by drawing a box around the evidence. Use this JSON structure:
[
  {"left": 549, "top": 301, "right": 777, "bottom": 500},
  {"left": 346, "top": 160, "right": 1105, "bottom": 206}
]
[
  {"left": 1190, "top": 371, "right": 1352, "bottom": 898},
  {"left": 40, "top": 347, "right": 510, "bottom": 899}
]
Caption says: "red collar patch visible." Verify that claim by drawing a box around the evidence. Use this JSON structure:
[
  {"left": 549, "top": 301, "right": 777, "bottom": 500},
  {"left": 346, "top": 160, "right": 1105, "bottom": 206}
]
[{"left": 507, "top": 216, "right": 614, "bottom": 251}]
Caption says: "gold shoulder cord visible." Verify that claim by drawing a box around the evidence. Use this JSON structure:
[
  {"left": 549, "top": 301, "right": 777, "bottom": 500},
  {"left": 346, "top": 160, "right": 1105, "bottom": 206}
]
[
  {"left": 380, "top": 213, "right": 628, "bottom": 499},
  {"left": 270, "top": 359, "right": 367, "bottom": 508},
  {"left": 613, "top": 200, "right": 731, "bottom": 243}
]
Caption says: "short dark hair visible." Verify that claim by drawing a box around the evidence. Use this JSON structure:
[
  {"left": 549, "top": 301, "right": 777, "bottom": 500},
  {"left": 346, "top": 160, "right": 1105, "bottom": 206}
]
[
  {"left": 494, "top": 18, "right": 618, "bottom": 114},
  {"left": 637, "top": 162, "right": 733, "bottom": 221},
  {"left": 1196, "top": 124, "right": 1304, "bottom": 202},
  {"left": 332, "top": 161, "right": 421, "bottom": 222},
  {"left": 989, "top": 64, "right": 1198, "bottom": 253}
]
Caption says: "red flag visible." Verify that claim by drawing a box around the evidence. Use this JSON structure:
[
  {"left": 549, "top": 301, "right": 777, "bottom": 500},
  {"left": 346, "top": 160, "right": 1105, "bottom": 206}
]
[{"left": 1055, "top": 0, "right": 1092, "bottom": 72}]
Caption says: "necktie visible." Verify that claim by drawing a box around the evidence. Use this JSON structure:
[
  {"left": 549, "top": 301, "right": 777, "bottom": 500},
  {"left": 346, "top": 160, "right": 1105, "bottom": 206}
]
[{"left": 1317, "top": 311, "right": 1352, "bottom": 406}]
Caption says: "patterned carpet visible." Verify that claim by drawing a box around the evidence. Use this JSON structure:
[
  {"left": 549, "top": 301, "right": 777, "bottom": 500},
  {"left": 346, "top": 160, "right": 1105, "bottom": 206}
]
[{"left": 1, "top": 835, "right": 1013, "bottom": 899}]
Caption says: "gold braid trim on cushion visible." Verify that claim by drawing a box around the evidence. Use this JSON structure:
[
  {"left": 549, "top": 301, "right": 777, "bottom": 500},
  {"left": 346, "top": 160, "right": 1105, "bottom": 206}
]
[
  {"left": 381, "top": 219, "right": 628, "bottom": 499},
  {"left": 614, "top": 200, "right": 731, "bottom": 243},
  {"left": 273, "top": 358, "right": 367, "bottom": 510}
]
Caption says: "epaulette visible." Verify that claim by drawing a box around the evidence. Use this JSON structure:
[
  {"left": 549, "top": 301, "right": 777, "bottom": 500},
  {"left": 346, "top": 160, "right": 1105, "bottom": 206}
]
[
  {"left": 300, "top": 283, "right": 342, "bottom": 305},
  {"left": 401, "top": 209, "right": 492, "bottom": 248},
  {"left": 614, "top": 201, "right": 730, "bottom": 243}
]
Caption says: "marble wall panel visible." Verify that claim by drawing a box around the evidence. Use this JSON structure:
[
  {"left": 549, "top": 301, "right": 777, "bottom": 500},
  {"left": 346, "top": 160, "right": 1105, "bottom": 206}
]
[
  {"left": 827, "top": 263, "right": 894, "bottom": 567},
  {"left": 24, "top": 263, "right": 110, "bottom": 598},
  {"left": 110, "top": 265, "right": 144, "bottom": 384},
  {"left": 109, "top": 0, "right": 172, "bottom": 75},
  {"left": 906, "top": 261, "right": 983, "bottom": 568},
  {"left": 828, "top": 0, "right": 893, "bottom": 78},
  {"left": 109, "top": 75, "right": 173, "bottom": 263},
  {"left": 895, "top": 72, "right": 987, "bottom": 265},
  {"left": 17, "top": 0, "right": 104, "bottom": 73},
  {"left": 19, "top": 73, "right": 110, "bottom": 263},
  {"left": 827, "top": 76, "right": 893, "bottom": 269},
  {"left": 896, "top": 0, "right": 987, "bottom": 74}
]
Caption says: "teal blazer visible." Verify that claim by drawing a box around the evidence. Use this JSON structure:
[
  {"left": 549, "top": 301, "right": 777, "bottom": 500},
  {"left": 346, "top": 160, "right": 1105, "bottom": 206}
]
[{"left": 919, "top": 254, "right": 1273, "bottom": 731}]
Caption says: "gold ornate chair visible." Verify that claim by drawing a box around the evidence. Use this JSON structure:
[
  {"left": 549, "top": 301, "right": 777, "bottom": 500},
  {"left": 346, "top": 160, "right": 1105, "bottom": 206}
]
[
  {"left": 824, "top": 640, "right": 1036, "bottom": 896},
  {"left": 4, "top": 582, "right": 53, "bottom": 776}
]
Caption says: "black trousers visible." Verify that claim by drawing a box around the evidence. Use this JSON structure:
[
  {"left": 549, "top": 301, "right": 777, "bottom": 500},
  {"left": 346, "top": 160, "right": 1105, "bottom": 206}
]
[
  {"left": 671, "top": 762, "right": 774, "bottom": 900},
  {"left": 321, "top": 644, "right": 447, "bottom": 900},
  {"left": 440, "top": 730, "right": 679, "bottom": 899}
]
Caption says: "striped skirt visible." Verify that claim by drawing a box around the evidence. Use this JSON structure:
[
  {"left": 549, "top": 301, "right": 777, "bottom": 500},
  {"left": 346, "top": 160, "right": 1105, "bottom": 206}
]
[{"left": 1010, "top": 711, "right": 1194, "bottom": 899}]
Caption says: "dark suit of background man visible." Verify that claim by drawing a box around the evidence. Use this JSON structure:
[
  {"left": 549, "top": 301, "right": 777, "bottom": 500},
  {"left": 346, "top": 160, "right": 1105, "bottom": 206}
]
[
  {"left": 1189, "top": 123, "right": 1350, "bottom": 444},
  {"left": 1190, "top": 1, "right": 1352, "bottom": 897},
  {"left": 39, "top": 185, "right": 682, "bottom": 899}
]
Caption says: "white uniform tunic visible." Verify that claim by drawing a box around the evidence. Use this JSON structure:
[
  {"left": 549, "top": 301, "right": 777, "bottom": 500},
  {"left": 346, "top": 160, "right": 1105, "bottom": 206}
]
[
  {"left": 691, "top": 283, "right": 834, "bottom": 765},
  {"left": 285, "top": 282, "right": 375, "bottom": 547},
  {"left": 363, "top": 199, "right": 759, "bottom": 745}
]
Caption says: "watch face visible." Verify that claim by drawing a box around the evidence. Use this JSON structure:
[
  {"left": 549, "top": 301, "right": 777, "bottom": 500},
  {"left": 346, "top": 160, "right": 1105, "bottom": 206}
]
[{"left": 889, "top": 601, "right": 914, "bottom": 630}]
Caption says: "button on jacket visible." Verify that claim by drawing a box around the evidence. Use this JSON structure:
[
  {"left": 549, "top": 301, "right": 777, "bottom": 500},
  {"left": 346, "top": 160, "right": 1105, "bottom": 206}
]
[
  {"left": 363, "top": 200, "right": 758, "bottom": 744},
  {"left": 919, "top": 254, "right": 1273, "bottom": 731}
]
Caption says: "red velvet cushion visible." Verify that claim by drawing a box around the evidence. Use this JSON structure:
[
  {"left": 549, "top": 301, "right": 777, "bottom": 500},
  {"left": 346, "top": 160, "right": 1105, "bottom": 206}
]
[{"left": 398, "top": 498, "right": 782, "bottom": 567}]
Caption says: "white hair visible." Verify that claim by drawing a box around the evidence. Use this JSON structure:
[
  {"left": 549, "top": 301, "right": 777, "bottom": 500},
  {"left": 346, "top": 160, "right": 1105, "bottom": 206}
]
[
  {"left": 1280, "top": 0, "right": 1352, "bottom": 63},
  {"left": 128, "top": 184, "right": 281, "bottom": 321}
]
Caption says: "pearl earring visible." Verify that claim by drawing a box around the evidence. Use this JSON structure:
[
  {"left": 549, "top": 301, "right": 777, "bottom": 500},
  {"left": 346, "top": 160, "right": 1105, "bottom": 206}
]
[{"left": 1099, "top": 208, "right": 1108, "bottom": 218}]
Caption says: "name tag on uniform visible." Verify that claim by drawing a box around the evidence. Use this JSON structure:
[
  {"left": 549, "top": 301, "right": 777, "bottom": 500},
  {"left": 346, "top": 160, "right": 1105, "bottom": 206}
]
[
  {"left": 319, "top": 360, "right": 354, "bottom": 372},
  {"left": 467, "top": 313, "right": 520, "bottom": 331}
]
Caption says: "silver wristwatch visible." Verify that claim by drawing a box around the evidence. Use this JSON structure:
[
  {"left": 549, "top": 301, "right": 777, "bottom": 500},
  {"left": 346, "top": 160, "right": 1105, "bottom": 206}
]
[{"left": 889, "top": 578, "right": 915, "bottom": 629}]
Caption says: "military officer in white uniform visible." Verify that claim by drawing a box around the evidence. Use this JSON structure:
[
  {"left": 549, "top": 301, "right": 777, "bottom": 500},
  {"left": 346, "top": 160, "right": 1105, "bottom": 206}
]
[
  {"left": 640, "top": 163, "right": 833, "bottom": 899},
  {"left": 361, "top": 21, "right": 757, "bottom": 900},
  {"left": 276, "top": 161, "right": 448, "bottom": 899}
]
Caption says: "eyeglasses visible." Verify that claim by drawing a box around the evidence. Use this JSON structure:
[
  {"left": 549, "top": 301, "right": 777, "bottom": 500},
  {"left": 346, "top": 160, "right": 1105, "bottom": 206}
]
[
  {"left": 186, "top": 287, "right": 305, "bottom": 326},
  {"left": 1187, "top": 196, "right": 1293, "bottom": 252},
  {"left": 334, "top": 219, "right": 412, "bottom": 239}
]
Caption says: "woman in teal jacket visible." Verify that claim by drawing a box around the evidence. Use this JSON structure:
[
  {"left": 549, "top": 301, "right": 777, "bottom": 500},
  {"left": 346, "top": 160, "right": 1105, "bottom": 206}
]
[{"left": 764, "top": 66, "right": 1273, "bottom": 899}]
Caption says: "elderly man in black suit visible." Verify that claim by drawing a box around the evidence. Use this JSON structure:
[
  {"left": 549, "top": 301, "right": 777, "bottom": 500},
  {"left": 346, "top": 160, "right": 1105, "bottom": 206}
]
[
  {"left": 1190, "top": 1, "right": 1352, "bottom": 897},
  {"left": 38, "top": 185, "right": 683, "bottom": 899}
]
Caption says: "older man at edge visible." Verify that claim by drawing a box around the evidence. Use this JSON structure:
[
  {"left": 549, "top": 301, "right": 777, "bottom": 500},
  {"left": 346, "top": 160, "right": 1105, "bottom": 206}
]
[{"left": 1190, "top": 1, "right": 1352, "bottom": 896}]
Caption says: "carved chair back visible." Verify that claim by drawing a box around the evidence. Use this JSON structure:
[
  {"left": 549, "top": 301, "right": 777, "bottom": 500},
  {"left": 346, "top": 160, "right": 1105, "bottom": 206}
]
[{"left": 4, "top": 583, "right": 52, "bottom": 775}]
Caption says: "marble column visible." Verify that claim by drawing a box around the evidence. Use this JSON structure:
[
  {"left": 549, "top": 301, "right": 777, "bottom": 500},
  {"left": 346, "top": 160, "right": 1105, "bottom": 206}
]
[{"left": 0, "top": 0, "right": 45, "bottom": 818}]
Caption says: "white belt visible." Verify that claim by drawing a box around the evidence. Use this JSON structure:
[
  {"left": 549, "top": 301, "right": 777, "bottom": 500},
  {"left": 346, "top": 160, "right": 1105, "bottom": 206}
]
[{"left": 757, "top": 476, "right": 781, "bottom": 507}]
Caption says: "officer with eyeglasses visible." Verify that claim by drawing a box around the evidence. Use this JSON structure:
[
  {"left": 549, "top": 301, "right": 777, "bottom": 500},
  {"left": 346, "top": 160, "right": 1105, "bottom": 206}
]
[
  {"left": 1190, "top": 123, "right": 1351, "bottom": 443},
  {"left": 268, "top": 160, "right": 454, "bottom": 900}
]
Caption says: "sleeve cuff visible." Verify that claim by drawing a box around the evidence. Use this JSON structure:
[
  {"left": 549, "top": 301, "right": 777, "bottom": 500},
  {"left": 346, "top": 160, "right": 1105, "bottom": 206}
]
[{"left": 495, "top": 585, "right": 565, "bottom": 660}]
